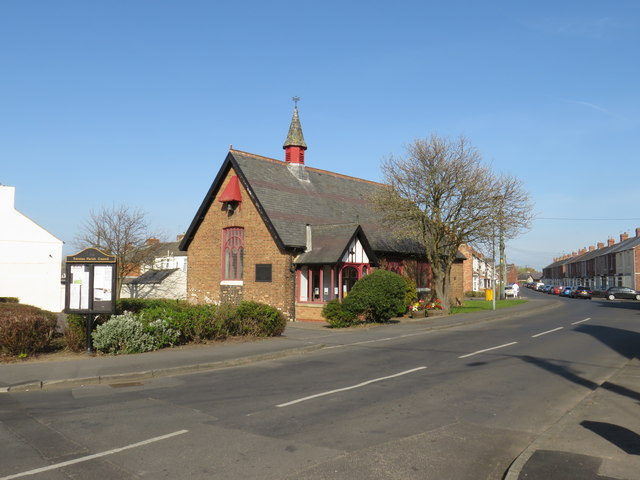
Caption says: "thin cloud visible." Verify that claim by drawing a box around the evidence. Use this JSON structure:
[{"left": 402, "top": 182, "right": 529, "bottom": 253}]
[{"left": 523, "top": 16, "right": 620, "bottom": 39}]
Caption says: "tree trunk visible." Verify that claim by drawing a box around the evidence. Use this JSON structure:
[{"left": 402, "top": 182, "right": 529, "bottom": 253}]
[{"left": 430, "top": 264, "right": 452, "bottom": 312}]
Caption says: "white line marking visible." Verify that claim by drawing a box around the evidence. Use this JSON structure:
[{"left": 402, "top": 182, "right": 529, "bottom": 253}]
[
  {"left": 324, "top": 332, "right": 432, "bottom": 350},
  {"left": 0, "top": 430, "right": 189, "bottom": 480},
  {"left": 532, "top": 327, "right": 564, "bottom": 338},
  {"left": 458, "top": 342, "right": 518, "bottom": 359},
  {"left": 571, "top": 317, "right": 591, "bottom": 325},
  {"left": 276, "top": 367, "right": 427, "bottom": 407}
]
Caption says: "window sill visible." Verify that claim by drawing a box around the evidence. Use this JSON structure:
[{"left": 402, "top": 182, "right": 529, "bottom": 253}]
[{"left": 220, "top": 280, "right": 243, "bottom": 286}]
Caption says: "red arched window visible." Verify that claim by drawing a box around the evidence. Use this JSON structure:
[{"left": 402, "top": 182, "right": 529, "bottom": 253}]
[{"left": 222, "top": 227, "right": 244, "bottom": 280}]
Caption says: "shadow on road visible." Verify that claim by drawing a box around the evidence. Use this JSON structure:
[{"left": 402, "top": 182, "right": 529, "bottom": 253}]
[
  {"left": 574, "top": 324, "right": 640, "bottom": 360},
  {"left": 592, "top": 298, "right": 640, "bottom": 313},
  {"left": 581, "top": 420, "right": 640, "bottom": 455}
]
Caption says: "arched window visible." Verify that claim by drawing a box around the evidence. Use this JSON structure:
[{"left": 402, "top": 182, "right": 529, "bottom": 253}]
[{"left": 222, "top": 227, "right": 244, "bottom": 280}]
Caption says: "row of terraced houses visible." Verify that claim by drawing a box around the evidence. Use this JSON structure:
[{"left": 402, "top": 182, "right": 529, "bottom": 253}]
[{"left": 542, "top": 229, "right": 640, "bottom": 292}]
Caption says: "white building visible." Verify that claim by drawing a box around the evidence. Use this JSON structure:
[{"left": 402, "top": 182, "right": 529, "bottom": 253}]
[
  {"left": 120, "top": 238, "right": 188, "bottom": 299},
  {"left": 0, "top": 185, "right": 63, "bottom": 311}
]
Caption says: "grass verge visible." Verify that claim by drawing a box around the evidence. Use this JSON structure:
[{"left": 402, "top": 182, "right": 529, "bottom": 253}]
[{"left": 450, "top": 299, "right": 528, "bottom": 315}]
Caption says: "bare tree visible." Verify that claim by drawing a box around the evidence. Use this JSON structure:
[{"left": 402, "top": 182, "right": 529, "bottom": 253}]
[
  {"left": 74, "top": 204, "right": 156, "bottom": 298},
  {"left": 374, "top": 135, "right": 532, "bottom": 311}
]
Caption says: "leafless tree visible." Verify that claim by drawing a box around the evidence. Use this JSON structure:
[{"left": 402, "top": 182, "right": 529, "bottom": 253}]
[
  {"left": 74, "top": 204, "right": 157, "bottom": 297},
  {"left": 374, "top": 135, "right": 533, "bottom": 311}
]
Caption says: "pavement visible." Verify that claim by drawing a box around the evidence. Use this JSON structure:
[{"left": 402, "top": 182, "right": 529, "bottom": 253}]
[{"left": 1, "top": 297, "right": 639, "bottom": 479}]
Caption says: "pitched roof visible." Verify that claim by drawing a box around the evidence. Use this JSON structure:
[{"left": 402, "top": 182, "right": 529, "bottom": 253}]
[
  {"left": 294, "top": 224, "right": 379, "bottom": 265},
  {"left": 148, "top": 241, "right": 187, "bottom": 258},
  {"left": 126, "top": 269, "right": 179, "bottom": 285},
  {"left": 180, "top": 149, "right": 424, "bottom": 256}
]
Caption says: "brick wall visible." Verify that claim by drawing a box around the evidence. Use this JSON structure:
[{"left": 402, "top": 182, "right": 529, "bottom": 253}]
[
  {"left": 458, "top": 244, "right": 474, "bottom": 292},
  {"left": 186, "top": 169, "right": 296, "bottom": 319},
  {"left": 295, "top": 303, "right": 326, "bottom": 322},
  {"left": 450, "top": 262, "right": 465, "bottom": 305}
]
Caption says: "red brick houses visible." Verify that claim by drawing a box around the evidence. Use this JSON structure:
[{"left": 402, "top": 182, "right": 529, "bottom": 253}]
[{"left": 542, "top": 229, "right": 640, "bottom": 291}]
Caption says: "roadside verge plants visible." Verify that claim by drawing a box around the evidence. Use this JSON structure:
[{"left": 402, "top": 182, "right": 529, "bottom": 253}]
[{"left": 0, "top": 304, "right": 58, "bottom": 356}]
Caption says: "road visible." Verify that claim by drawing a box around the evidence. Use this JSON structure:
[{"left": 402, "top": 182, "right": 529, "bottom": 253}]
[{"left": 1, "top": 291, "right": 639, "bottom": 479}]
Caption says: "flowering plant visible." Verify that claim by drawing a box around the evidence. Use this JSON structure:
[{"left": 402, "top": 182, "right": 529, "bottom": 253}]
[
  {"left": 426, "top": 299, "right": 444, "bottom": 310},
  {"left": 411, "top": 300, "right": 425, "bottom": 312}
]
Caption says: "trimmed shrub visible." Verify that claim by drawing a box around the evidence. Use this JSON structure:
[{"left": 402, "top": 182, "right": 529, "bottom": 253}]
[
  {"left": 0, "top": 304, "right": 58, "bottom": 356},
  {"left": 322, "top": 299, "right": 357, "bottom": 328},
  {"left": 64, "top": 314, "right": 87, "bottom": 352},
  {"left": 465, "top": 290, "right": 485, "bottom": 298},
  {"left": 234, "top": 301, "right": 286, "bottom": 337},
  {"left": 342, "top": 270, "right": 407, "bottom": 323},
  {"left": 0, "top": 297, "right": 19, "bottom": 303},
  {"left": 144, "top": 319, "right": 181, "bottom": 349},
  {"left": 116, "top": 298, "right": 187, "bottom": 315},
  {"left": 209, "top": 303, "right": 240, "bottom": 339},
  {"left": 91, "top": 312, "right": 180, "bottom": 354},
  {"left": 404, "top": 277, "right": 418, "bottom": 310},
  {"left": 139, "top": 303, "right": 230, "bottom": 343}
]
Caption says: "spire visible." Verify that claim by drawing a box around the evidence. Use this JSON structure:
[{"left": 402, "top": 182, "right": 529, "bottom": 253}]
[
  {"left": 283, "top": 99, "right": 307, "bottom": 164},
  {"left": 283, "top": 106, "right": 307, "bottom": 149}
]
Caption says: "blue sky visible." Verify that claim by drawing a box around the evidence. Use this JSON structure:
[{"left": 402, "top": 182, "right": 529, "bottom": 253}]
[{"left": 2, "top": 1, "right": 639, "bottom": 270}]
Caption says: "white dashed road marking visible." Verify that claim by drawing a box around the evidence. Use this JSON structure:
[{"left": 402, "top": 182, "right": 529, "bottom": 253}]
[
  {"left": 532, "top": 327, "right": 564, "bottom": 338},
  {"left": 277, "top": 367, "right": 427, "bottom": 407},
  {"left": 0, "top": 430, "right": 189, "bottom": 480},
  {"left": 458, "top": 342, "right": 518, "bottom": 359}
]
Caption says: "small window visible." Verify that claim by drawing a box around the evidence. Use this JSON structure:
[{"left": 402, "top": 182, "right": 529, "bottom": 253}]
[{"left": 256, "top": 264, "right": 272, "bottom": 282}]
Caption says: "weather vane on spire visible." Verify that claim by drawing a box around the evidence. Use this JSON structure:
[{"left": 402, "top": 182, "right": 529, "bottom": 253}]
[{"left": 292, "top": 96, "right": 300, "bottom": 107}]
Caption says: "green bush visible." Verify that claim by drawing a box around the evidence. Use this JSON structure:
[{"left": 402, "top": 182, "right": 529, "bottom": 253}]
[
  {"left": 235, "top": 301, "right": 286, "bottom": 337},
  {"left": 342, "top": 270, "right": 407, "bottom": 323},
  {"left": 91, "top": 312, "right": 180, "bottom": 354},
  {"left": 404, "top": 277, "right": 418, "bottom": 310},
  {"left": 209, "top": 303, "right": 240, "bottom": 339},
  {"left": 116, "top": 298, "right": 188, "bottom": 314},
  {"left": 464, "top": 290, "right": 485, "bottom": 298},
  {"left": 0, "top": 304, "right": 58, "bottom": 356},
  {"left": 144, "top": 319, "right": 182, "bottom": 349},
  {"left": 0, "top": 297, "right": 19, "bottom": 303},
  {"left": 322, "top": 299, "right": 357, "bottom": 328},
  {"left": 64, "top": 314, "right": 87, "bottom": 352}
]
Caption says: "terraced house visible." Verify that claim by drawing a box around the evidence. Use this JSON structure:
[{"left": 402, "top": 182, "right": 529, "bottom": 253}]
[
  {"left": 179, "top": 107, "right": 466, "bottom": 321},
  {"left": 542, "top": 229, "right": 640, "bottom": 291}
]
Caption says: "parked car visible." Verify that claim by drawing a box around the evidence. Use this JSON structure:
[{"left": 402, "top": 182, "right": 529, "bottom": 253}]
[
  {"left": 535, "top": 282, "right": 545, "bottom": 291},
  {"left": 561, "top": 286, "right": 573, "bottom": 297},
  {"left": 572, "top": 286, "right": 592, "bottom": 299},
  {"left": 604, "top": 287, "right": 640, "bottom": 301},
  {"left": 504, "top": 284, "right": 515, "bottom": 297},
  {"left": 551, "top": 286, "right": 564, "bottom": 295}
]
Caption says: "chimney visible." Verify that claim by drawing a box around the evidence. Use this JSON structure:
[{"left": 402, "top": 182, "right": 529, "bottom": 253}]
[
  {"left": 597, "top": 242, "right": 604, "bottom": 249},
  {"left": 636, "top": 227, "right": 640, "bottom": 238},
  {"left": 621, "top": 232, "right": 629, "bottom": 242},
  {"left": 305, "top": 224, "right": 312, "bottom": 251},
  {"left": 589, "top": 245, "right": 595, "bottom": 252},
  {"left": 146, "top": 238, "right": 160, "bottom": 246},
  {"left": 0, "top": 185, "right": 16, "bottom": 211},
  {"left": 608, "top": 238, "right": 615, "bottom": 247}
]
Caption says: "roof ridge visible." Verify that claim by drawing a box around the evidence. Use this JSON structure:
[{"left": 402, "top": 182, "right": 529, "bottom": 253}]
[{"left": 229, "top": 149, "right": 384, "bottom": 187}]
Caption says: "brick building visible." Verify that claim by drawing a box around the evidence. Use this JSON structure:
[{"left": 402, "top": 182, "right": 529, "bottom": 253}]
[
  {"left": 542, "top": 229, "right": 640, "bottom": 291},
  {"left": 180, "top": 107, "right": 465, "bottom": 320}
]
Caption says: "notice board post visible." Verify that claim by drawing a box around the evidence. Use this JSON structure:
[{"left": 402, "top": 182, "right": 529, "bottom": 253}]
[{"left": 64, "top": 248, "right": 117, "bottom": 353}]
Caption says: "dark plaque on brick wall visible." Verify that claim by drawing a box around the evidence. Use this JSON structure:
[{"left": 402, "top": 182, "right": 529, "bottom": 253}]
[{"left": 255, "top": 264, "right": 272, "bottom": 282}]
